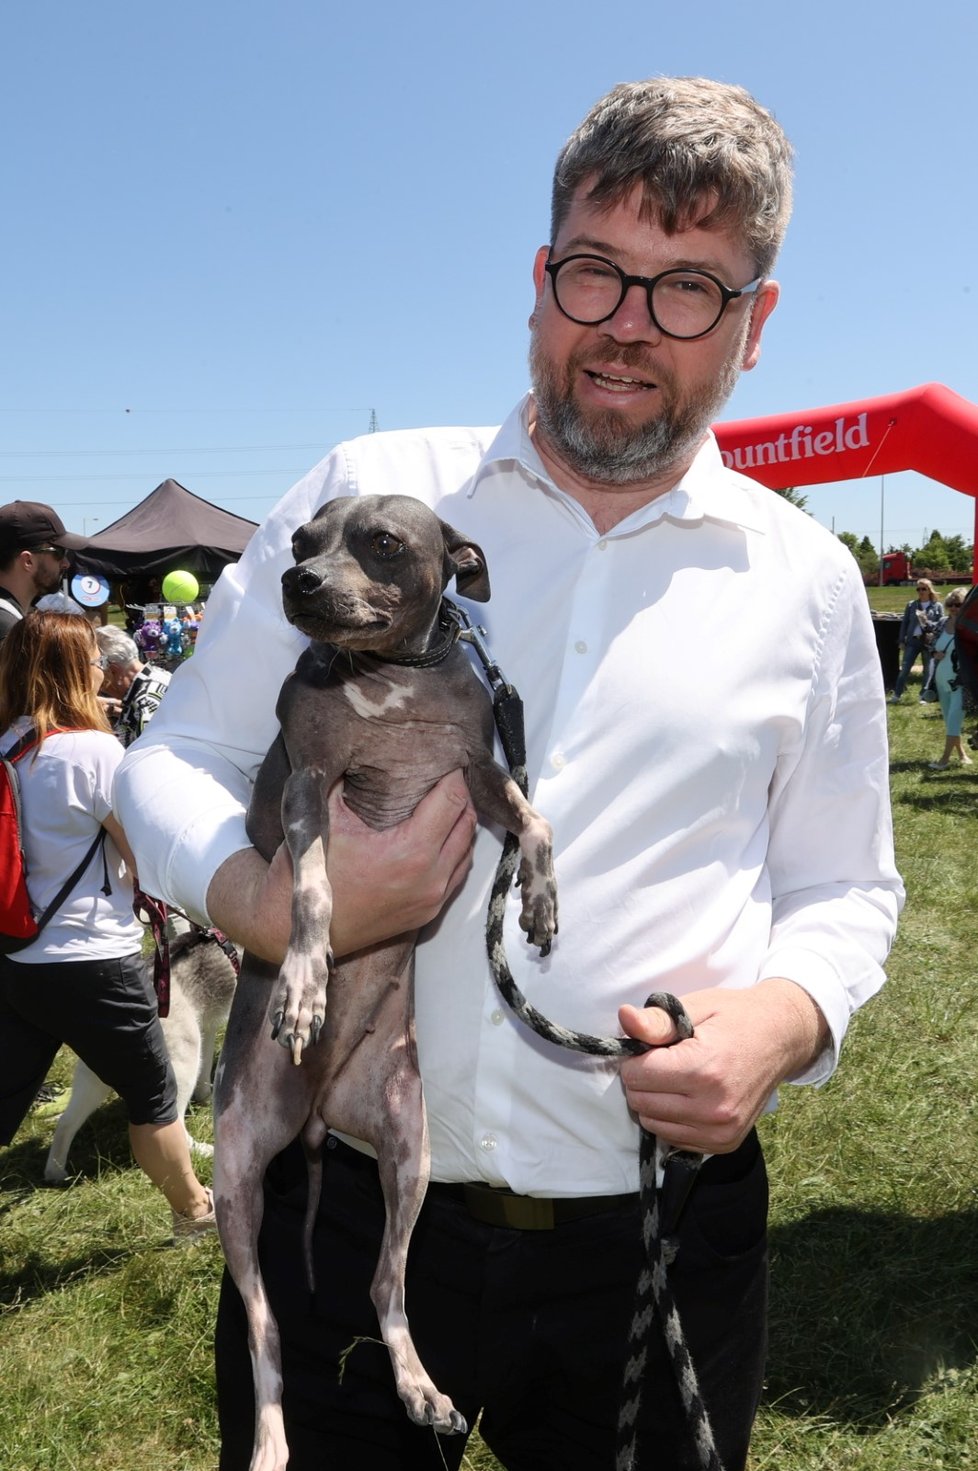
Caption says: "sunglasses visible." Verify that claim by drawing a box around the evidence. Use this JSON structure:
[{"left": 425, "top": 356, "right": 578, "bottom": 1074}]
[{"left": 30, "top": 545, "right": 68, "bottom": 558}]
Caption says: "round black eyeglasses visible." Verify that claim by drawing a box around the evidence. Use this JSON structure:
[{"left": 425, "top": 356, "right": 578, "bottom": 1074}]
[{"left": 544, "top": 253, "right": 762, "bottom": 340}]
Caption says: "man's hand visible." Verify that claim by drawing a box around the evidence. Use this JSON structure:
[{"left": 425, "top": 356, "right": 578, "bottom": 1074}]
[
  {"left": 618, "top": 979, "right": 829, "bottom": 1154},
  {"left": 205, "top": 770, "right": 477, "bottom": 965}
]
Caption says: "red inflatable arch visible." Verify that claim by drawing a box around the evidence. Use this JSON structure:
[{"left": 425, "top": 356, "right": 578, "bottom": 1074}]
[{"left": 714, "top": 382, "right": 978, "bottom": 579}]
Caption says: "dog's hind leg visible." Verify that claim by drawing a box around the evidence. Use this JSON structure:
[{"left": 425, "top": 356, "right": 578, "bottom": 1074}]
[
  {"left": 43, "top": 1060, "right": 113, "bottom": 1184},
  {"left": 370, "top": 1074, "right": 466, "bottom": 1437},
  {"left": 214, "top": 962, "right": 321, "bottom": 1471}
]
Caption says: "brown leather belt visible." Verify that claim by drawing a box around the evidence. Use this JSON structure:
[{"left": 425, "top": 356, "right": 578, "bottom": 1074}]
[
  {"left": 427, "top": 1179, "right": 638, "bottom": 1231},
  {"left": 327, "top": 1136, "right": 637, "bottom": 1231}
]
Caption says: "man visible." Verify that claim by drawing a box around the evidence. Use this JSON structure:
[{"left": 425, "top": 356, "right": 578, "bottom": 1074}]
[
  {"left": 94, "top": 625, "right": 172, "bottom": 747},
  {"left": 0, "top": 501, "right": 86, "bottom": 643},
  {"left": 115, "top": 78, "right": 903, "bottom": 1471}
]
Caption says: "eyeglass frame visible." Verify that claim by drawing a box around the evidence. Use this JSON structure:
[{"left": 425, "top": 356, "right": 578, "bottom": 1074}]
[
  {"left": 28, "top": 544, "right": 68, "bottom": 559},
  {"left": 91, "top": 654, "right": 109, "bottom": 670},
  {"left": 543, "top": 251, "right": 763, "bottom": 340}
]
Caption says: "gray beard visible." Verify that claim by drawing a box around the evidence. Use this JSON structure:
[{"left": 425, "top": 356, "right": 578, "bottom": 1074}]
[{"left": 529, "top": 334, "right": 742, "bottom": 486}]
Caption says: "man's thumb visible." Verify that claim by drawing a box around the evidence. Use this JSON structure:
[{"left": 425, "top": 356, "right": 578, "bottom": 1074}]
[{"left": 619, "top": 1002, "right": 681, "bottom": 1047}]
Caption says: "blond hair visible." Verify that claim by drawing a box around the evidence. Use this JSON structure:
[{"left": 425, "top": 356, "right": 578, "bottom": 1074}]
[{"left": 0, "top": 611, "right": 111, "bottom": 744}]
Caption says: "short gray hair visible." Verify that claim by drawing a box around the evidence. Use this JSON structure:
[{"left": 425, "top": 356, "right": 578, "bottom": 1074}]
[
  {"left": 551, "top": 77, "right": 794, "bottom": 276},
  {"left": 95, "top": 624, "right": 139, "bottom": 666}
]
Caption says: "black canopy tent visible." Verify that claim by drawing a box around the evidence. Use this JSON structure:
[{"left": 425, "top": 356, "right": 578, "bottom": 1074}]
[{"left": 74, "top": 479, "right": 258, "bottom": 582}]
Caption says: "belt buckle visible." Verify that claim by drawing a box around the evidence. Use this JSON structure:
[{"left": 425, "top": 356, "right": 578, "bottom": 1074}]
[{"left": 462, "top": 1184, "right": 556, "bottom": 1230}]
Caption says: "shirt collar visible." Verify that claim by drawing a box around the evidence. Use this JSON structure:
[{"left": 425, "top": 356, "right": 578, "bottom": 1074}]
[{"left": 467, "top": 394, "right": 767, "bottom": 535}]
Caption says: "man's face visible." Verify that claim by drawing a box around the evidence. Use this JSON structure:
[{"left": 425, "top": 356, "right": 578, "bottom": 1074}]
[
  {"left": 28, "top": 547, "right": 70, "bottom": 597},
  {"left": 529, "top": 182, "right": 779, "bottom": 487}
]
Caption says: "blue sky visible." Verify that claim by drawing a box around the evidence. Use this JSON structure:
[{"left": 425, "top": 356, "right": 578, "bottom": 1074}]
[{"left": 2, "top": 1, "right": 976, "bottom": 554}]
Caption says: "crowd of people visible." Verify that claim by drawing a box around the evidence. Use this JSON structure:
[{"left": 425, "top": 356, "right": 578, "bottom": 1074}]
[{"left": 0, "top": 69, "right": 971, "bottom": 1471}]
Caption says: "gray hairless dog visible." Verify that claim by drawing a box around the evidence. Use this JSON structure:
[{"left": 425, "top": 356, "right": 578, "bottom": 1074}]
[{"left": 213, "top": 494, "right": 558, "bottom": 1471}]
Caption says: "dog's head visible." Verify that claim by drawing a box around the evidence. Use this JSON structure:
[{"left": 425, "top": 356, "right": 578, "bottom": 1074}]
[{"left": 282, "top": 495, "right": 490, "bottom": 654}]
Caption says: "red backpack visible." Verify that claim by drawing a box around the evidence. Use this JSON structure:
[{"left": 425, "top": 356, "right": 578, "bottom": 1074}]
[{"left": 0, "top": 728, "right": 107, "bottom": 955}]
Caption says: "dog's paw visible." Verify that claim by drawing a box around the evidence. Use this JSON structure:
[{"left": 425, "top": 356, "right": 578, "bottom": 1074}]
[
  {"left": 517, "top": 859, "right": 558, "bottom": 955},
  {"left": 270, "top": 949, "right": 332, "bottom": 1063}
]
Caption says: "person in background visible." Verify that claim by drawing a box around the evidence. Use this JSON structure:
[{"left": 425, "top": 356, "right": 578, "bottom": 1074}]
[
  {"left": 115, "top": 77, "right": 903, "bottom": 1471},
  {"left": 0, "top": 501, "right": 86, "bottom": 645},
  {"left": 890, "top": 578, "right": 944, "bottom": 702},
  {"left": 928, "top": 589, "right": 973, "bottom": 769},
  {"left": 0, "top": 612, "right": 215, "bottom": 1244},
  {"left": 95, "top": 625, "right": 172, "bottom": 748}
]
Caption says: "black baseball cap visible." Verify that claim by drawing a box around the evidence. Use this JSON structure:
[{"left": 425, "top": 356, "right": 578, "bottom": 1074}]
[{"left": 0, "top": 500, "right": 87, "bottom": 554}]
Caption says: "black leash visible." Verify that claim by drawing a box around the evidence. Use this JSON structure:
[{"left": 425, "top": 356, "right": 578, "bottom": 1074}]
[{"left": 453, "top": 601, "right": 723, "bottom": 1471}]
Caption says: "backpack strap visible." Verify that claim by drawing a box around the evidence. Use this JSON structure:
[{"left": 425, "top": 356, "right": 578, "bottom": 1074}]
[{"left": 31, "top": 829, "right": 109, "bottom": 934}]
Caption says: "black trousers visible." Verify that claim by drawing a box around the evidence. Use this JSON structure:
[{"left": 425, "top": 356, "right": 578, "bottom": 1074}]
[{"left": 216, "top": 1130, "right": 768, "bottom": 1471}]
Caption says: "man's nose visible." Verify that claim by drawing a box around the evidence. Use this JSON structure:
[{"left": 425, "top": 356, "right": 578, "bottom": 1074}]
[{"left": 601, "top": 282, "right": 662, "bottom": 342}]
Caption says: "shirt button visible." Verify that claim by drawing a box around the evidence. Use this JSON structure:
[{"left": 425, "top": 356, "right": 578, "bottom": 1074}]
[
  {"left": 479, "top": 1133, "right": 498, "bottom": 1152},
  {"left": 490, "top": 1008, "right": 505, "bottom": 1026},
  {"left": 551, "top": 751, "right": 567, "bottom": 771},
  {"left": 597, "top": 539, "right": 608, "bottom": 551},
  {"left": 574, "top": 640, "right": 588, "bottom": 655}
]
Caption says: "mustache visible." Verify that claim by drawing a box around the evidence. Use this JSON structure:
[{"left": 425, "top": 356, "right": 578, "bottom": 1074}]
[{"left": 575, "top": 340, "right": 672, "bottom": 382}]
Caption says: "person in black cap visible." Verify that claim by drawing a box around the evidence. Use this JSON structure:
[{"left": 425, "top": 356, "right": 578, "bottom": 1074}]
[{"left": 0, "top": 501, "right": 87, "bottom": 644}]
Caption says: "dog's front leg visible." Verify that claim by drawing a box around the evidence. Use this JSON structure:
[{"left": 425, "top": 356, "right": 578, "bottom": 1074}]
[
  {"left": 468, "top": 758, "right": 558, "bottom": 953},
  {"left": 274, "top": 764, "right": 333, "bottom": 1062}
]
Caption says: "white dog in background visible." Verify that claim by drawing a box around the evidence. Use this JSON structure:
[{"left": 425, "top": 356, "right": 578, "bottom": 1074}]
[{"left": 44, "top": 931, "right": 238, "bottom": 1185}]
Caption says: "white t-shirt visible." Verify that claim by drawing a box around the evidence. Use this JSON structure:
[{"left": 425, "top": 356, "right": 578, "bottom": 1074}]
[{"left": 0, "top": 720, "right": 143, "bottom": 962}]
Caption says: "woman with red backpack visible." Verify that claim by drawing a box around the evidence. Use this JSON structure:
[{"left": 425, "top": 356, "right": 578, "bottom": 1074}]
[{"left": 0, "top": 611, "right": 215, "bottom": 1243}]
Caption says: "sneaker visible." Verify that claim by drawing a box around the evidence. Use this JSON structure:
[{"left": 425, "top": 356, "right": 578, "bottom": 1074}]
[
  {"left": 928, "top": 761, "right": 949, "bottom": 770},
  {"left": 172, "top": 1187, "right": 217, "bottom": 1246}
]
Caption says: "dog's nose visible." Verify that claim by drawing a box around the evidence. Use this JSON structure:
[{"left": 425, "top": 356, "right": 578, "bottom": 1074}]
[{"left": 282, "top": 565, "right": 323, "bottom": 598}]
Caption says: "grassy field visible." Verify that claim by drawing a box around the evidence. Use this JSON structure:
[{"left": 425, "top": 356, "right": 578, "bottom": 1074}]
[{"left": 2, "top": 589, "right": 976, "bottom": 1470}]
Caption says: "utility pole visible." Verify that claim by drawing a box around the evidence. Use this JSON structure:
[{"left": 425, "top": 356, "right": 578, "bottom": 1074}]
[{"left": 369, "top": 409, "right": 378, "bottom": 433}]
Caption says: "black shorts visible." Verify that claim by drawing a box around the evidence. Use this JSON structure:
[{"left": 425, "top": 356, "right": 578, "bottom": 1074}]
[{"left": 0, "top": 950, "right": 177, "bottom": 1145}]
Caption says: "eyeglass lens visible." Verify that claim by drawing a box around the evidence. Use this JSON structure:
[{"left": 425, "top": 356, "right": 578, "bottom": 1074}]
[{"left": 550, "top": 257, "right": 731, "bottom": 338}]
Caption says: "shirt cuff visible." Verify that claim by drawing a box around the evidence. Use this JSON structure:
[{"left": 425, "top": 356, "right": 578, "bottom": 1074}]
[{"left": 755, "top": 946, "right": 853, "bottom": 1086}]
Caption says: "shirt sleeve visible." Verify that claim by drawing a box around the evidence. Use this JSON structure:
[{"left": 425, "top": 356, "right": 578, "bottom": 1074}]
[
  {"left": 112, "top": 447, "right": 351, "bottom": 922},
  {"left": 757, "top": 561, "right": 905, "bottom": 1083}
]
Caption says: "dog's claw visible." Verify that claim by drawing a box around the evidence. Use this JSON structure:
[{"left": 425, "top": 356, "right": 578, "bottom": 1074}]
[
  {"left": 271, "top": 1010, "right": 284, "bottom": 1040},
  {"left": 290, "top": 1034, "right": 303, "bottom": 1066},
  {"left": 450, "top": 1411, "right": 468, "bottom": 1435}
]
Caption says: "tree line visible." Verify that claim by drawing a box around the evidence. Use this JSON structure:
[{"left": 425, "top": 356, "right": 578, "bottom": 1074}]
[{"left": 772, "top": 488, "right": 973, "bottom": 578}]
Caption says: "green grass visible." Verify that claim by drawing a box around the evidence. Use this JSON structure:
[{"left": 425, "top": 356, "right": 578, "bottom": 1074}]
[{"left": 3, "top": 658, "right": 977, "bottom": 1470}]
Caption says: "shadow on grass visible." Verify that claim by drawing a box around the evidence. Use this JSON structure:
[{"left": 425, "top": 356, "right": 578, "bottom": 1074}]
[
  {"left": 0, "top": 1100, "right": 143, "bottom": 1307},
  {"left": 766, "top": 1205, "right": 978, "bottom": 1425},
  {"left": 894, "top": 783, "right": 978, "bottom": 815}
]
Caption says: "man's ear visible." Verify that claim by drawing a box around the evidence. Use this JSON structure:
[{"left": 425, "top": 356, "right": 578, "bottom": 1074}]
[
  {"left": 741, "top": 280, "right": 780, "bottom": 372},
  {"left": 530, "top": 245, "right": 550, "bottom": 328},
  {"left": 440, "top": 521, "right": 491, "bottom": 602}
]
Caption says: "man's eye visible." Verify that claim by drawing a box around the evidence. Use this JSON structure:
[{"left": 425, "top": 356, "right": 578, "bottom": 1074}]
[{"left": 371, "top": 532, "right": 405, "bottom": 559}]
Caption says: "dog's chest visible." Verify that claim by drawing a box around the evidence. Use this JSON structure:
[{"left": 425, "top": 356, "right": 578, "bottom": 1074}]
[{"left": 294, "top": 656, "right": 494, "bottom": 829}]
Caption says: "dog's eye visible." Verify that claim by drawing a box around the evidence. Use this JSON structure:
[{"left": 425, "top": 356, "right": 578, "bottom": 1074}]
[{"left": 371, "top": 532, "right": 405, "bottom": 560}]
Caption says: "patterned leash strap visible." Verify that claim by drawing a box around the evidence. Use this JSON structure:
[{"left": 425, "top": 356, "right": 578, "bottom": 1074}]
[
  {"left": 456, "top": 606, "right": 725, "bottom": 1471},
  {"left": 133, "top": 887, "right": 172, "bottom": 1017},
  {"left": 486, "top": 833, "right": 723, "bottom": 1470},
  {"left": 133, "top": 887, "right": 241, "bottom": 1019}
]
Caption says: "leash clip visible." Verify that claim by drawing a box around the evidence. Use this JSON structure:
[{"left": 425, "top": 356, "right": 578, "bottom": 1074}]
[{"left": 442, "top": 597, "right": 509, "bottom": 697}]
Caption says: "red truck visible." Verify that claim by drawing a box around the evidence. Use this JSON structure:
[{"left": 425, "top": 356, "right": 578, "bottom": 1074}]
[{"left": 865, "top": 551, "right": 973, "bottom": 586}]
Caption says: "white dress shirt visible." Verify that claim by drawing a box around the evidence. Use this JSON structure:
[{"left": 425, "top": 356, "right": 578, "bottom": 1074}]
[{"left": 115, "top": 396, "right": 903, "bottom": 1195}]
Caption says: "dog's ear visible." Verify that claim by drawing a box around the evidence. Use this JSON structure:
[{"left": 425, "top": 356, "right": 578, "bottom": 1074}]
[{"left": 440, "top": 520, "right": 491, "bottom": 603}]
